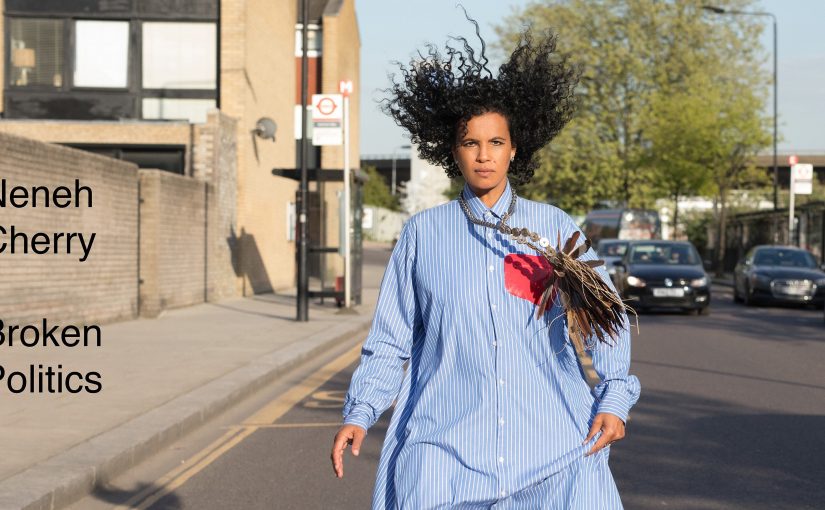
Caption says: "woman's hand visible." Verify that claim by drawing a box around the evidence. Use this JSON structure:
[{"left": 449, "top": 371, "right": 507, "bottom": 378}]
[
  {"left": 584, "top": 412, "right": 625, "bottom": 456},
  {"left": 331, "top": 424, "right": 367, "bottom": 478}
]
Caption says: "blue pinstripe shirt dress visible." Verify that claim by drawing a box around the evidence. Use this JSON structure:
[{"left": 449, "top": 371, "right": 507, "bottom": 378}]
[{"left": 343, "top": 180, "right": 641, "bottom": 509}]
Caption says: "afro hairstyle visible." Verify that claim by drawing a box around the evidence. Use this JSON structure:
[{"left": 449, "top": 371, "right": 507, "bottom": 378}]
[{"left": 381, "top": 16, "right": 579, "bottom": 186}]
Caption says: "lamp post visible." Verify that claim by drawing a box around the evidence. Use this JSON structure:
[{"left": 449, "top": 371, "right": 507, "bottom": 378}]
[
  {"left": 391, "top": 144, "right": 412, "bottom": 196},
  {"left": 702, "top": 5, "right": 778, "bottom": 211}
]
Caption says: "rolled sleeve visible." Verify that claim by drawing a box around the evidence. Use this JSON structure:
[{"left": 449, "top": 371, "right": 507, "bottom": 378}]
[{"left": 341, "top": 219, "right": 418, "bottom": 432}]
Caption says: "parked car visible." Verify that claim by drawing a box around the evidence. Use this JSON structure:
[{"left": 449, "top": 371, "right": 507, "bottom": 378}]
[
  {"left": 596, "top": 239, "right": 629, "bottom": 287},
  {"left": 733, "top": 245, "right": 825, "bottom": 307},
  {"left": 614, "top": 240, "right": 710, "bottom": 314}
]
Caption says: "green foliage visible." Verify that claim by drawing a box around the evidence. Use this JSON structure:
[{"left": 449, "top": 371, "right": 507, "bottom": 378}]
[
  {"left": 362, "top": 165, "right": 400, "bottom": 211},
  {"left": 683, "top": 210, "right": 714, "bottom": 256},
  {"left": 496, "top": 0, "right": 771, "bottom": 217}
]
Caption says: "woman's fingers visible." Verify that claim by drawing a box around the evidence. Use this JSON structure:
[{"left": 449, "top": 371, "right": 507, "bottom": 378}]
[
  {"left": 330, "top": 425, "right": 367, "bottom": 478},
  {"left": 331, "top": 429, "right": 351, "bottom": 478},
  {"left": 351, "top": 428, "right": 365, "bottom": 456},
  {"left": 584, "top": 413, "right": 626, "bottom": 456},
  {"left": 583, "top": 414, "right": 603, "bottom": 445}
]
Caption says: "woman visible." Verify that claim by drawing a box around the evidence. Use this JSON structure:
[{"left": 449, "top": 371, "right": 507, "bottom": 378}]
[{"left": 330, "top": 21, "right": 640, "bottom": 509}]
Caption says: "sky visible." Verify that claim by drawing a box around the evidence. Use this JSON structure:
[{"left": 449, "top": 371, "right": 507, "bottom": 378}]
[{"left": 354, "top": 0, "right": 825, "bottom": 156}]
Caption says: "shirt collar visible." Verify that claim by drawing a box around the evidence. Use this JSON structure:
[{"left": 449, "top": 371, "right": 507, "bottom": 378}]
[{"left": 460, "top": 180, "right": 513, "bottom": 220}]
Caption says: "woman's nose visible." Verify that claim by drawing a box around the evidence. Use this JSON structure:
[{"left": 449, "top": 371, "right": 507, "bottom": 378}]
[{"left": 476, "top": 145, "right": 490, "bottom": 162}]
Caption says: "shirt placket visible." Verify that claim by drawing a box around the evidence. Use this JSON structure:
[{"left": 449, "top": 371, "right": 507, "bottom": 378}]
[{"left": 482, "top": 211, "right": 508, "bottom": 500}]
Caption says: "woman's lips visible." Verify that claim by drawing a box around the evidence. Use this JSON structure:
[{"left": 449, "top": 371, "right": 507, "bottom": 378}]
[{"left": 475, "top": 169, "right": 495, "bottom": 176}]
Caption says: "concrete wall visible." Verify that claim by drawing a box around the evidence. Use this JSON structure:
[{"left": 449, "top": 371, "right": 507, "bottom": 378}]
[{"left": 0, "top": 133, "right": 139, "bottom": 325}]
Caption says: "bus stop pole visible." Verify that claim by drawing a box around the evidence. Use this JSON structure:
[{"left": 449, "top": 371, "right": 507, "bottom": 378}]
[{"left": 343, "top": 93, "right": 351, "bottom": 308}]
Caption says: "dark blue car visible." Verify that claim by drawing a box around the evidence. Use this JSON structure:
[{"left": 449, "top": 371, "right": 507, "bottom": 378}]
[{"left": 733, "top": 245, "right": 825, "bottom": 307}]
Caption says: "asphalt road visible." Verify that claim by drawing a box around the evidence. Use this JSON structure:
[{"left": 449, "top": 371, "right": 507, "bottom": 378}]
[{"left": 71, "top": 249, "right": 825, "bottom": 510}]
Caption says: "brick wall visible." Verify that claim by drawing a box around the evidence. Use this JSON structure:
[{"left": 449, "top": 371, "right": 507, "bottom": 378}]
[
  {"left": 139, "top": 170, "right": 207, "bottom": 316},
  {"left": 0, "top": 113, "right": 240, "bottom": 324},
  {"left": 221, "top": 0, "right": 299, "bottom": 294},
  {"left": 0, "top": 132, "right": 139, "bottom": 325},
  {"left": 194, "top": 110, "right": 239, "bottom": 302}
]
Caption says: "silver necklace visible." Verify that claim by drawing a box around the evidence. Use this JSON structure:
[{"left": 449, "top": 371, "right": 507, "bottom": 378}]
[{"left": 457, "top": 190, "right": 549, "bottom": 248}]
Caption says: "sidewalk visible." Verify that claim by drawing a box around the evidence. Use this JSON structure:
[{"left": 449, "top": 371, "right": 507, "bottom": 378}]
[{"left": 0, "top": 247, "right": 388, "bottom": 510}]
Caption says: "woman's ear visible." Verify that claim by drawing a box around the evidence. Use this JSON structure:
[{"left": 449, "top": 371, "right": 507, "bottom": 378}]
[{"left": 510, "top": 148, "right": 516, "bottom": 162}]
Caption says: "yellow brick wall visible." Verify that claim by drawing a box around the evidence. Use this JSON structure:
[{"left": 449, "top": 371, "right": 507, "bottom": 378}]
[
  {"left": 0, "top": 0, "right": 4, "bottom": 109},
  {"left": 0, "top": 132, "right": 139, "bottom": 325},
  {"left": 222, "top": 0, "right": 298, "bottom": 294},
  {"left": 0, "top": 121, "right": 191, "bottom": 147}
]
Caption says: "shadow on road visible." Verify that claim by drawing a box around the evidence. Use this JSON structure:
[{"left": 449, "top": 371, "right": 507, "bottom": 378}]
[
  {"left": 88, "top": 482, "right": 182, "bottom": 509},
  {"left": 614, "top": 389, "right": 825, "bottom": 510}
]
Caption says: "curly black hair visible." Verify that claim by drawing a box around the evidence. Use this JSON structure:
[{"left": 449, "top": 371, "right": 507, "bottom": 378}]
[{"left": 382, "top": 16, "right": 579, "bottom": 185}]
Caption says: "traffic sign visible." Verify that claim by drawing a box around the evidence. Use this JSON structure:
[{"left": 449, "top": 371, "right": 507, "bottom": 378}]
[
  {"left": 789, "top": 155, "right": 799, "bottom": 166},
  {"left": 339, "top": 80, "right": 353, "bottom": 97},
  {"left": 311, "top": 94, "right": 343, "bottom": 145},
  {"left": 792, "top": 163, "right": 813, "bottom": 195}
]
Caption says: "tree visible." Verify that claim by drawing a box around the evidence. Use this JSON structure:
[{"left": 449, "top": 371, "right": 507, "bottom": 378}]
[
  {"left": 496, "top": 0, "right": 770, "bottom": 217},
  {"left": 362, "top": 166, "right": 400, "bottom": 211}
]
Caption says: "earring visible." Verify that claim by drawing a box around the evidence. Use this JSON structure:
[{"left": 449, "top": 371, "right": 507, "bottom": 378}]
[{"left": 510, "top": 156, "right": 515, "bottom": 162}]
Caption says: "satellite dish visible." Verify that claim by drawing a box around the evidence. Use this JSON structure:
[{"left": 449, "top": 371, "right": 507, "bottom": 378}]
[{"left": 253, "top": 117, "right": 277, "bottom": 141}]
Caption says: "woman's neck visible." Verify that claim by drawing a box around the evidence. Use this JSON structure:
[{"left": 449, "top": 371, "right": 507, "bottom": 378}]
[{"left": 469, "top": 181, "right": 508, "bottom": 209}]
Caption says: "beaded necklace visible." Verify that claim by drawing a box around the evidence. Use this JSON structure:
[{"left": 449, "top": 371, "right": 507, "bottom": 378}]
[{"left": 457, "top": 190, "right": 551, "bottom": 250}]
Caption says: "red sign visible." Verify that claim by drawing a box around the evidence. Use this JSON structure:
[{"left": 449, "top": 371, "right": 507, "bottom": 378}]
[
  {"left": 314, "top": 97, "right": 338, "bottom": 116},
  {"left": 339, "top": 80, "right": 353, "bottom": 96},
  {"left": 789, "top": 155, "right": 799, "bottom": 165}
]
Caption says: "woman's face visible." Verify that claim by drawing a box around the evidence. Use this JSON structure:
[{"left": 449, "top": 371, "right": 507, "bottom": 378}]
[{"left": 453, "top": 111, "right": 516, "bottom": 201}]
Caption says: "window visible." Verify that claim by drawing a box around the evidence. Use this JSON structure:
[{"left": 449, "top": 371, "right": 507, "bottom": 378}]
[
  {"left": 142, "top": 98, "right": 215, "bottom": 123},
  {"left": 74, "top": 20, "right": 129, "bottom": 88},
  {"left": 294, "top": 24, "right": 322, "bottom": 56},
  {"left": 9, "top": 18, "right": 63, "bottom": 87},
  {"left": 142, "top": 22, "right": 216, "bottom": 89}
]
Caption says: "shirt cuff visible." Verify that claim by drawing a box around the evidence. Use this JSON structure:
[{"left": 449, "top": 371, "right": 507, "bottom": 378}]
[
  {"left": 342, "top": 402, "right": 373, "bottom": 433},
  {"left": 594, "top": 376, "right": 640, "bottom": 424}
]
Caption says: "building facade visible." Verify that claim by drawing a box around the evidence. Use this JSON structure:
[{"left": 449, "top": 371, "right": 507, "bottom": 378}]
[{"left": 0, "top": 0, "right": 360, "bottom": 297}]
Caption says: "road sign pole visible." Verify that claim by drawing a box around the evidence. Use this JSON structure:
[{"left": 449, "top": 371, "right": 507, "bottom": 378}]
[
  {"left": 788, "top": 165, "right": 795, "bottom": 245},
  {"left": 343, "top": 93, "right": 351, "bottom": 308}
]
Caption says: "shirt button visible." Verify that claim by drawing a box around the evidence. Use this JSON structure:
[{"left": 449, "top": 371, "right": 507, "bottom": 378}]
[
  {"left": 500, "top": 490, "right": 507, "bottom": 497},
  {"left": 498, "top": 456, "right": 504, "bottom": 463},
  {"left": 499, "top": 378, "right": 505, "bottom": 385},
  {"left": 492, "top": 340, "right": 497, "bottom": 347},
  {"left": 491, "top": 304, "right": 497, "bottom": 311},
  {"left": 488, "top": 265, "right": 495, "bottom": 272},
  {"left": 499, "top": 417, "right": 505, "bottom": 426}
]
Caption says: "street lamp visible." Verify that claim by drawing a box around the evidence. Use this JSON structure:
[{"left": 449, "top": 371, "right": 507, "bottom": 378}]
[
  {"left": 702, "top": 5, "right": 778, "bottom": 211},
  {"left": 391, "top": 144, "right": 412, "bottom": 196}
]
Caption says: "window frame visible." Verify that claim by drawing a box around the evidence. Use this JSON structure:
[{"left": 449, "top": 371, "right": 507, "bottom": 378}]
[
  {"left": 5, "top": 16, "right": 67, "bottom": 91},
  {"left": 71, "top": 18, "right": 132, "bottom": 90},
  {"left": 4, "top": 9, "right": 220, "bottom": 121}
]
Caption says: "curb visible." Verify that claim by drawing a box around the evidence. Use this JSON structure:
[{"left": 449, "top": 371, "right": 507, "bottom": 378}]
[{"left": 0, "top": 317, "right": 372, "bottom": 510}]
